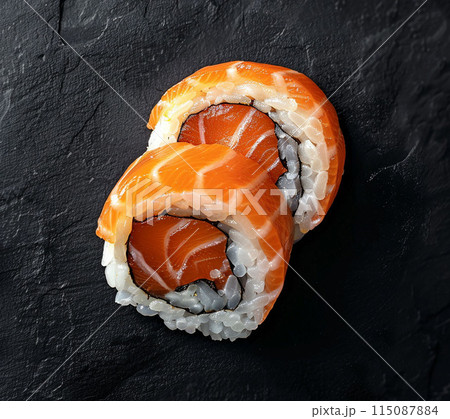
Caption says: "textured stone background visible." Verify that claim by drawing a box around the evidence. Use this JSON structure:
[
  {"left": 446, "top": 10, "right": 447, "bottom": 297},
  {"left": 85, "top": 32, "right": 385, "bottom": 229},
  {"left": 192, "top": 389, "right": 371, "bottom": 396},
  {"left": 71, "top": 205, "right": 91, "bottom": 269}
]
[{"left": 1, "top": 0, "right": 449, "bottom": 400}]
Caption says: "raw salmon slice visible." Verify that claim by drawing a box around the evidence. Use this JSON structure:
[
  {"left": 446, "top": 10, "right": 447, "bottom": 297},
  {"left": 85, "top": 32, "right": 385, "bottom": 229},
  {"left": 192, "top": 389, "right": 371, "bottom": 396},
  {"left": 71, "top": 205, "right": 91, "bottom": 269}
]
[
  {"left": 97, "top": 142, "right": 294, "bottom": 319},
  {"left": 127, "top": 215, "right": 232, "bottom": 297},
  {"left": 148, "top": 61, "right": 345, "bottom": 229},
  {"left": 179, "top": 104, "right": 286, "bottom": 182}
]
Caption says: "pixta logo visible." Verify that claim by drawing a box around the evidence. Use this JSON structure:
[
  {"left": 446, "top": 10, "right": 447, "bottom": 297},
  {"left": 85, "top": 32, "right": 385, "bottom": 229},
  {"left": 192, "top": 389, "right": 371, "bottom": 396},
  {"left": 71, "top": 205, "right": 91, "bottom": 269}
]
[
  {"left": 123, "top": 181, "right": 294, "bottom": 221},
  {"left": 312, "top": 406, "right": 356, "bottom": 418}
]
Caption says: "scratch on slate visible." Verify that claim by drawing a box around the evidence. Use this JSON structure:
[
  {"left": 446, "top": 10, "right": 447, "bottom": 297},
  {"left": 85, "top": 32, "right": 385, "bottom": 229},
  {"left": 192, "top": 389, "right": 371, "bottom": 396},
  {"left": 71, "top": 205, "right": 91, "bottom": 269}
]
[
  {"left": 67, "top": 101, "right": 103, "bottom": 148},
  {"left": 426, "top": 342, "right": 439, "bottom": 399},
  {"left": 369, "top": 139, "right": 420, "bottom": 181},
  {"left": 57, "top": 0, "right": 66, "bottom": 34},
  {"left": 92, "top": 18, "right": 110, "bottom": 44},
  {"left": 0, "top": 89, "right": 13, "bottom": 128}
]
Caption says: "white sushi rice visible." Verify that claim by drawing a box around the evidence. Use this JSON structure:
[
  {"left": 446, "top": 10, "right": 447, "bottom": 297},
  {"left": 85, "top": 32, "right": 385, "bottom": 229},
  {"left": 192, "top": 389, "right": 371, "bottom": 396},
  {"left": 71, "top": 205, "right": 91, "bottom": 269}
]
[
  {"left": 149, "top": 63, "right": 337, "bottom": 233},
  {"left": 101, "top": 204, "right": 279, "bottom": 341}
]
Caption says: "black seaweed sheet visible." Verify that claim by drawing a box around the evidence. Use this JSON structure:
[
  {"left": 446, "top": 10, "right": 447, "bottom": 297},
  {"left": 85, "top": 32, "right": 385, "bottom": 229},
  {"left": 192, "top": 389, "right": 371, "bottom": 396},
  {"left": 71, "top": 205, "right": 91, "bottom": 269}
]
[{"left": 1, "top": 0, "right": 449, "bottom": 400}]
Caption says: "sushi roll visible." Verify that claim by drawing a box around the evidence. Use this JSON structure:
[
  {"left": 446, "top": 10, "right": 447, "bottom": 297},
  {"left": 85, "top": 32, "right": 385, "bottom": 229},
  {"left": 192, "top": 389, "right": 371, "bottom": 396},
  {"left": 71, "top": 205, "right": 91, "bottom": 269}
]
[
  {"left": 97, "top": 143, "right": 294, "bottom": 341},
  {"left": 148, "top": 61, "right": 345, "bottom": 235},
  {"left": 97, "top": 62, "right": 345, "bottom": 340}
]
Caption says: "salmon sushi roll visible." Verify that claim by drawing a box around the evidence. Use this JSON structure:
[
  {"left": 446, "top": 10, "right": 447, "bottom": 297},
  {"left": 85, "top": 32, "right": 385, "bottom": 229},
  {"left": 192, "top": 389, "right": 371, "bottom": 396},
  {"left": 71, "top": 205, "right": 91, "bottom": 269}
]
[
  {"left": 148, "top": 61, "right": 345, "bottom": 236},
  {"left": 97, "top": 143, "right": 294, "bottom": 341}
]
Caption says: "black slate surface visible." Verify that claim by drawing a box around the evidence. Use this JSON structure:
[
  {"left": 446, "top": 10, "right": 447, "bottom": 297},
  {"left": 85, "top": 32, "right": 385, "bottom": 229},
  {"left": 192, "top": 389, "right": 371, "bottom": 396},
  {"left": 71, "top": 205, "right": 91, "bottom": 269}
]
[{"left": 1, "top": 0, "right": 449, "bottom": 401}]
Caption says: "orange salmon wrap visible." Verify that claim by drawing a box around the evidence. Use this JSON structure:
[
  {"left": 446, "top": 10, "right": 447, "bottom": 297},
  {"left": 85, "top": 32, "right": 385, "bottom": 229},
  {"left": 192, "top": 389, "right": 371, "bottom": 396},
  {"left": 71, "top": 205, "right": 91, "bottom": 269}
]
[
  {"left": 97, "top": 143, "right": 294, "bottom": 341},
  {"left": 147, "top": 61, "right": 345, "bottom": 234}
]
